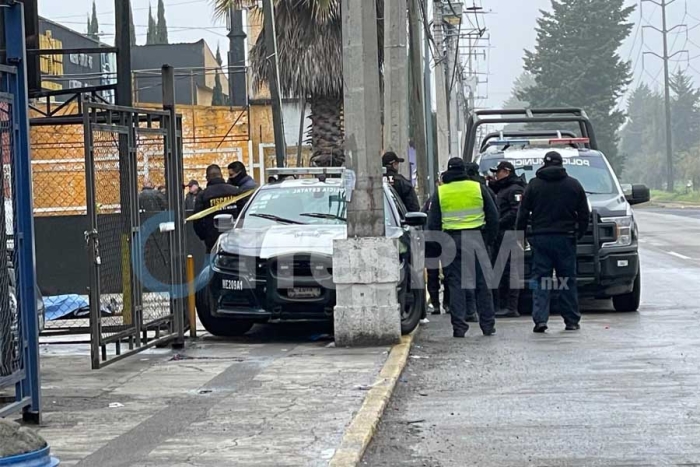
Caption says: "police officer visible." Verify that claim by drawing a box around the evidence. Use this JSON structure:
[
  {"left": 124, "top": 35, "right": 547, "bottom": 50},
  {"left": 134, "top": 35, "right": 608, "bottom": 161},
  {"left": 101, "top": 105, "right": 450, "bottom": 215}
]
[
  {"left": 193, "top": 164, "right": 243, "bottom": 253},
  {"left": 428, "top": 158, "right": 499, "bottom": 338},
  {"left": 489, "top": 161, "right": 527, "bottom": 318},
  {"left": 516, "top": 151, "right": 590, "bottom": 333},
  {"left": 383, "top": 151, "right": 420, "bottom": 213}
]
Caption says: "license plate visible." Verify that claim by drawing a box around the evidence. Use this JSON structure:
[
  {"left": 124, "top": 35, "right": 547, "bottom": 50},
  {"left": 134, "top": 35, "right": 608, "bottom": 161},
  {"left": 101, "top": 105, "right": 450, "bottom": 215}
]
[
  {"left": 287, "top": 287, "right": 321, "bottom": 299},
  {"left": 222, "top": 279, "right": 244, "bottom": 291}
]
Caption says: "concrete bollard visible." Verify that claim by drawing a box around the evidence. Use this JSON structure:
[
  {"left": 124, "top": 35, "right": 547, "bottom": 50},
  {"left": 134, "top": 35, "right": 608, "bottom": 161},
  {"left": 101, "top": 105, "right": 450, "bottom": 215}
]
[{"left": 333, "top": 237, "right": 402, "bottom": 347}]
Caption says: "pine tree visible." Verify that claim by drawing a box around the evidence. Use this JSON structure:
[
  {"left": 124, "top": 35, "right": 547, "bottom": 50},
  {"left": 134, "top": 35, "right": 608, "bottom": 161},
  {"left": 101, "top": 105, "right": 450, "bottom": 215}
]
[
  {"left": 146, "top": 5, "right": 157, "bottom": 45},
  {"left": 88, "top": 1, "right": 99, "bottom": 40},
  {"left": 620, "top": 84, "right": 665, "bottom": 188},
  {"left": 519, "top": 0, "right": 635, "bottom": 173},
  {"left": 670, "top": 69, "right": 700, "bottom": 154},
  {"left": 156, "top": 0, "right": 169, "bottom": 45},
  {"left": 212, "top": 45, "right": 226, "bottom": 106},
  {"left": 503, "top": 72, "right": 535, "bottom": 109},
  {"left": 130, "top": 2, "right": 137, "bottom": 46}
]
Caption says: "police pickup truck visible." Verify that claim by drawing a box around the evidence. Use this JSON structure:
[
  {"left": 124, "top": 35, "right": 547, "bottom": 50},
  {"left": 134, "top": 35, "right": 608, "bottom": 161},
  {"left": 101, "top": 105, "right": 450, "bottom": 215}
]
[
  {"left": 464, "top": 108, "right": 651, "bottom": 312},
  {"left": 195, "top": 167, "right": 426, "bottom": 337}
]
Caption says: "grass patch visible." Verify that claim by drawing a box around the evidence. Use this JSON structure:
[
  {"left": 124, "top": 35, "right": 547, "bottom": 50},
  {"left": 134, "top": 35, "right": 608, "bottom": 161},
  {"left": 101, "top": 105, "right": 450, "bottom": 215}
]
[{"left": 650, "top": 189, "right": 700, "bottom": 204}]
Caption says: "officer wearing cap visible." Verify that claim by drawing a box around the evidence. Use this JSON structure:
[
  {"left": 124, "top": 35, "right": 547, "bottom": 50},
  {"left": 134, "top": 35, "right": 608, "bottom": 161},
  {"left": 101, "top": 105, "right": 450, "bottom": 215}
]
[
  {"left": 516, "top": 151, "right": 590, "bottom": 333},
  {"left": 428, "top": 157, "right": 499, "bottom": 338},
  {"left": 184, "top": 179, "right": 201, "bottom": 211},
  {"left": 383, "top": 151, "right": 420, "bottom": 213},
  {"left": 489, "top": 161, "right": 527, "bottom": 318}
]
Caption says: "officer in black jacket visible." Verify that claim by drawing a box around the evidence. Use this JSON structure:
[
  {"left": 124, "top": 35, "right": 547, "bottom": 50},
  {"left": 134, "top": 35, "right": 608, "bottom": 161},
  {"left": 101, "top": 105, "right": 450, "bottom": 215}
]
[
  {"left": 516, "top": 151, "right": 590, "bottom": 333},
  {"left": 383, "top": 152, "right": 420, "bottom": 213},
  {"left": 193, "top": 165, "right": 243, "bottom": 253},
  {"left": 489, "top": 161, "right": 527, "bottom": 318}
]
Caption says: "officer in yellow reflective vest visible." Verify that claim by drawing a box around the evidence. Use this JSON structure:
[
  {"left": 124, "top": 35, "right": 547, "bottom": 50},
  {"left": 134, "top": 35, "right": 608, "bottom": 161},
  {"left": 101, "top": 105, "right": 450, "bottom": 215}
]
[{"left": 428, "top": 158, "right": 499, "bottom": 338}]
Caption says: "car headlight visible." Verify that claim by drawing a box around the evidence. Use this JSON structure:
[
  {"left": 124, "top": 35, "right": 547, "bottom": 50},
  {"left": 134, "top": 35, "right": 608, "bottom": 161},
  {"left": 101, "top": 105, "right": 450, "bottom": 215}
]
[
  {"left": 214, "top": 253, "right": 241, "bottom": 271},
  {"left": 601, "top": 216, "right": 634, "bottom": 247}
]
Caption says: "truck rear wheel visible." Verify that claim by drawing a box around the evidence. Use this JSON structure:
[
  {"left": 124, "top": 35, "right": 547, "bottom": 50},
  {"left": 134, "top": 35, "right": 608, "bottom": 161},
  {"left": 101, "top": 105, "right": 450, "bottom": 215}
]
[
  {"left": 196, "top": 284, "right": 255, "bottom": 337},
  {"left": 613, "top": 272, "right": 641, "bottom": 312}
]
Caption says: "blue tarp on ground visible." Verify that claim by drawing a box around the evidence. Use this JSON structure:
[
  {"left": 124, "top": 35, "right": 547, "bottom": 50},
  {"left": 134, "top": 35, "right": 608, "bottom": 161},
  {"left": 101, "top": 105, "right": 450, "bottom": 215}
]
[
  {"left": 43, "top": 295, "right": 117, "bottom": 321},
  {"left": 43, "top": 295, "right": 90, "bottom": 321}
]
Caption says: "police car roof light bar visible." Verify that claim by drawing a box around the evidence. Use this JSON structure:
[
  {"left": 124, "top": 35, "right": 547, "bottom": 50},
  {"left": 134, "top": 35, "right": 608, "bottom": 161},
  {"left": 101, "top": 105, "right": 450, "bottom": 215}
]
[
  {"left": 267, "top": 167, "right": 346, "bottom": 177},
  {"left": 549, "top": 137, "right": 590, "bottom": 145}
]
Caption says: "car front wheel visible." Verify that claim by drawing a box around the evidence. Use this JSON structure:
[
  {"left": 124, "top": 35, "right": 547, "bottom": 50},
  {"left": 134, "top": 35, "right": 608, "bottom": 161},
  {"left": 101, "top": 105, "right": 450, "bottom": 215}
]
[
  {"left": 612, "top": 271, "right": 641, "bottom": 312},
  {"left": 195, "top": 283, "right": 255, "bottom": 337},
  {"left": 399, "top": 273, "right": 424, "bottom": 335}
]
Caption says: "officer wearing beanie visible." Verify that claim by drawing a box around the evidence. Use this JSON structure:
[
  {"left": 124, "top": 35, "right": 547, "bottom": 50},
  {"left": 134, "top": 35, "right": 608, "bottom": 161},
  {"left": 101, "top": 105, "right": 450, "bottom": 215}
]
[{"left": 516, "top": 151, "right": 590, "bottom": 333}]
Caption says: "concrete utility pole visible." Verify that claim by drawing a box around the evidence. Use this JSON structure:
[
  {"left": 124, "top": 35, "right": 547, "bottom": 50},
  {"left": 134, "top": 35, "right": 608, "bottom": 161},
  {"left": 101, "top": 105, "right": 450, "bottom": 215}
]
[
  {"left": 433, "top": 2, "right": 450, "bottom": 171},
  {"left": 333, "top": 0, "right": 401, "bottom": 347},
  {"left": 261, "top": 0, "right": 287, "bottom": 167},
  {"left": 383, "top": 0, "right": 410, "bottom": 179},
  {"left": 446, "top": 32, "right": 461, "bottom": 158},
  {"left": 642, "top": 0, "right": 688, "bottom": 192},
  {"left": 424, "top": 11, "right": 436, "bottom": 195},
  {"left": 408, "top": 0, "right": 428, "bottom": 199}
]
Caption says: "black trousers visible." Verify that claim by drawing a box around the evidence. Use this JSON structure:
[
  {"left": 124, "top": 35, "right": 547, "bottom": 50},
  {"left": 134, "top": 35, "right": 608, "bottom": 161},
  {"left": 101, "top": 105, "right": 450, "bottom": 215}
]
[{"left": 443, "top": 231, "right": 495, "bottom": 333}]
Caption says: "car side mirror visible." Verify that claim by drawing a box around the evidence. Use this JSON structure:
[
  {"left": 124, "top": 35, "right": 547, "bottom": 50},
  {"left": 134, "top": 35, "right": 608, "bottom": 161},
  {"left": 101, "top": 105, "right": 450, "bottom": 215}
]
[
  {"left": 403, "top": 212, "right": 428, "bottom": 228},
  {"left": 626, "top": 184, "right": 650, "bottom": 206},
  {"left": 214, "top": 214, "right": 235, "bottom": 232}
]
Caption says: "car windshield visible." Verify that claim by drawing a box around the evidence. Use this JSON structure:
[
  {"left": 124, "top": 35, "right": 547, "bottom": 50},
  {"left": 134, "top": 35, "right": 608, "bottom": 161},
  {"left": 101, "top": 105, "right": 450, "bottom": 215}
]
[
  {"left": 479, "top": 152, "right": 618, "bottom": 195},
  {"left": 239, "top": 184, "right": 397, "bottom": 228},
  {"left": 239, "top": 185, "right": 348, "bottom": 228}
]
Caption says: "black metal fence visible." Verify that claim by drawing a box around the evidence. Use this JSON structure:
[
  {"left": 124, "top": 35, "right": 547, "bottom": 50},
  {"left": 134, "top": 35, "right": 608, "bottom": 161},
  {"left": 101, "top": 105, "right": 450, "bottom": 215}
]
[{"left": 83, "top": 102, "right": 185, "bottom": 368}]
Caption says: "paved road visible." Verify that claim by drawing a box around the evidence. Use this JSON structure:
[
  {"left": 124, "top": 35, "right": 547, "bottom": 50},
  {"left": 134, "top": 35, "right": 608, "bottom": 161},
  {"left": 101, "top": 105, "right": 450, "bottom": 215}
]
[{"left": 364, "top": 209, "right": 700, "bottom": 466}]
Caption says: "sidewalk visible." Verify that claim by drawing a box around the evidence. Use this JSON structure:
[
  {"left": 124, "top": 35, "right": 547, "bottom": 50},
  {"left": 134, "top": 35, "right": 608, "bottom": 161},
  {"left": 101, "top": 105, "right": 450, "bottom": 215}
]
[{"left": 36, "top": 326, "right": 394, "bottom": 467}]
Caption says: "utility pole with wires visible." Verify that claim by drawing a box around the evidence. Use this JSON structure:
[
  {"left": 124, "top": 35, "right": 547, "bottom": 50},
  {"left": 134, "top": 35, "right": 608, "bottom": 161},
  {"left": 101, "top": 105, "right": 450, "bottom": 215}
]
[
  {"left": 433, "top": 1, "right": 451, "bottom": 171},
  {"left": 261, "top": 0, "right": 287, "bottom": 167},
  {"left": 383, "top": 0, "right": 410, "bottom": 179},
  {"left": 333, "top": 0, "right": 401, "bottom": 347},
  {"left": 642, "top": 0, "right": 689, "bottom": 192}
]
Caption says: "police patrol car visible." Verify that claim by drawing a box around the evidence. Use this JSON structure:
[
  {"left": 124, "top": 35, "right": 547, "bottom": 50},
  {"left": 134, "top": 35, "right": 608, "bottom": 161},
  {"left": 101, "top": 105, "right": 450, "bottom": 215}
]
[
  {"left": 195, "top": 167, "right": 426, "bottom": 337},
  {"left": 466, "top": 108, "right": 651, "bottom": 312}
]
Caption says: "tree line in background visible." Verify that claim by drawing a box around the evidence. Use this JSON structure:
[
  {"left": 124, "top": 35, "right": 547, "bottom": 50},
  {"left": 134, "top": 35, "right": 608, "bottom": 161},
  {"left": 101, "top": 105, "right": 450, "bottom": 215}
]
[
  {"left": 506, "top": 0, "right": 700, "bottom": 192},
  {"left": 620, "top": 71, "right": 700, "bottom": 190},
  {"left": 513, "top": 0, "right": 634, "bottom": 174},
  {"left": 87, "top": 0, "right": 168, "bottom": 46}
]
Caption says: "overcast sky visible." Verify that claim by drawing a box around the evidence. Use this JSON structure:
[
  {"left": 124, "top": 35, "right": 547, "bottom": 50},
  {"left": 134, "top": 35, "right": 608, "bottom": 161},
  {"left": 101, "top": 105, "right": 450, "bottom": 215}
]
[{"left": 39, "top": 0, "right": 700, "bottom": 108}]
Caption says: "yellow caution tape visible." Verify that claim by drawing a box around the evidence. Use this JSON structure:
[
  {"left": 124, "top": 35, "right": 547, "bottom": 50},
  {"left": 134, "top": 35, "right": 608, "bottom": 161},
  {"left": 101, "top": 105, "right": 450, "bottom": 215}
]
[{"left": 185, "top": 190, "right": 255, "bottom": 222}]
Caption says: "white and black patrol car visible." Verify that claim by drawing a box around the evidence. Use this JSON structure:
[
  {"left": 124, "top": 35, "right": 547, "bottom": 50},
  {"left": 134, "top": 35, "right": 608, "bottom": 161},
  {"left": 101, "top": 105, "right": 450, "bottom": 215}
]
[{"left": 195, "top": 168, "right": 427, "bottom": 337}]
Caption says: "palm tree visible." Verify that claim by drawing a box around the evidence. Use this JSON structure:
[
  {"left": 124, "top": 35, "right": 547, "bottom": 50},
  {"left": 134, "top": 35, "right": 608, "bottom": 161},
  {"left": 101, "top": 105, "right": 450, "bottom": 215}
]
[{"left": 212, "top": 0, "right": 382, "bottom": 166}]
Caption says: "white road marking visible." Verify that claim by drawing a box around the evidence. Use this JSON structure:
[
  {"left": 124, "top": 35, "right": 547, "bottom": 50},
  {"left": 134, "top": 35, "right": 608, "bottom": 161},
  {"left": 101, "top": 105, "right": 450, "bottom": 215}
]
[{"left": 668, "top": 251, "right": 693, "bottom": 260}]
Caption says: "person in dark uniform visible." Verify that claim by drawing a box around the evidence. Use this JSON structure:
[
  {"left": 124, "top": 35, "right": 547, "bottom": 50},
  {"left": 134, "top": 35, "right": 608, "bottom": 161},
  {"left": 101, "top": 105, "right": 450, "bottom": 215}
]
[
  {"left": 428, "top": 158, "right": 499, "bottom": 338},
  {"left": 383, "top": 151, "right": 420, "bottom": 213},
  {"left": 489, "top": 161, "right": 527, "bottom": 318},
  {"left": 227, "top": 161, "right": 258, "bottom": 214},
  {"left": 516, "top": 151, "right": 590, "bottom": 333},
  {"left": 184, "top": 180, "right": 201, "bottom": 211},
  {"left": 138, "top": 179, "right": 167, "bottom": 212},
  {"left": 193, "top": 165, "right": 243, "bottom": 253}
]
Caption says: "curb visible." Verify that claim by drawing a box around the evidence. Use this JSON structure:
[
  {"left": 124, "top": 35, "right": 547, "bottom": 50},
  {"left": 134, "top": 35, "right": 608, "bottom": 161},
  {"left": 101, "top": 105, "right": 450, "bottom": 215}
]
[{"left": 329, "top": 330, "right": 417, "bottom": 467}]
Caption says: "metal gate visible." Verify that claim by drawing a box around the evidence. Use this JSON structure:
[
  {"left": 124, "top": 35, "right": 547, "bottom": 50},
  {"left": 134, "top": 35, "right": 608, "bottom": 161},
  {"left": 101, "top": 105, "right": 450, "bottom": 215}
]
[
  {"left": 83, "top": 102, "right": 185, "bottom": 369},
  {"left": 0, "top": 63, "right": 40, "bottom": 419}
]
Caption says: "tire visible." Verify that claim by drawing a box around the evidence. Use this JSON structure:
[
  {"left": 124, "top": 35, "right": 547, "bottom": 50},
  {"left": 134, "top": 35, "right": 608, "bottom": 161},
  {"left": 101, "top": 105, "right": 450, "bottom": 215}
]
[
  {"left": 613, "top": 272, "right": 641, "bottom": 312},
  {"left": 195, "top": 283, "right": 255, "bottom": 337},
  {"left": 400, "top": 284, "right": 424, "bottom": 335}
]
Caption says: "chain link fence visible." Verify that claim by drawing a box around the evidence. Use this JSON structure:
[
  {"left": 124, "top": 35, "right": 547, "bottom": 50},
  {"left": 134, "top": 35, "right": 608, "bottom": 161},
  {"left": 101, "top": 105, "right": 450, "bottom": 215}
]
[{"left": 0, "top": 101, "right": 19, "bottom": 380}]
